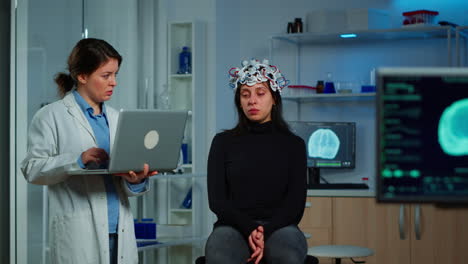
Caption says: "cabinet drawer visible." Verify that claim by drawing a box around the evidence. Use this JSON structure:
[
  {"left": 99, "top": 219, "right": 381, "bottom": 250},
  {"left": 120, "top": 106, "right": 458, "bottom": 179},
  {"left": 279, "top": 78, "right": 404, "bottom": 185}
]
[{"left": 299, "top": 197, "right": 332, "bottom": 229}]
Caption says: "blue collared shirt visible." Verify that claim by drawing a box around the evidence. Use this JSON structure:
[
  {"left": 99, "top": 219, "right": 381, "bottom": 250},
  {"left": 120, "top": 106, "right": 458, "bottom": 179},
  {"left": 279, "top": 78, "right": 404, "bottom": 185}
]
[{"left": 73, "top": 90, "right": 146, "bottom": 233}]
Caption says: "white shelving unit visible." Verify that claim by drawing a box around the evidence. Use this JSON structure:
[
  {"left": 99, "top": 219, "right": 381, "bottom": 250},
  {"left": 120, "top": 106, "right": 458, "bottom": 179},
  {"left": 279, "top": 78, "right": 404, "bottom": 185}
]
[
  {"left": 283, "top": 93, "right": 376, "bottom": 119},
  {"left": 165, "top": 20, "right": 207, "bottom": 226},
  {"left": 271, "top": 26, "right": 453, "bottom": 44},
  {"left": 455, "top": 26, "right": 468, "bottom": 66},
  {"left": 283, "top": 92, "right": 376, "bottom": 102},
  {"left": 137, "top": 21, "right": 208, "bottom": 263},
  {"left": 270, "top": 25, "right": 456, "bottom": 84}
]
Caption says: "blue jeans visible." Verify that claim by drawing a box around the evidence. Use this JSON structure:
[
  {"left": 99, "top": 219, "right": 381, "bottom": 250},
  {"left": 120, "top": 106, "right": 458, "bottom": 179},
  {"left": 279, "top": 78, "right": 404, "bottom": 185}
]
[
  {"left": 109, "top": 233, "right": 118, "bottom": 264},
  {"left": 205, "top": 225, "right": 307, "bottom": 264}
]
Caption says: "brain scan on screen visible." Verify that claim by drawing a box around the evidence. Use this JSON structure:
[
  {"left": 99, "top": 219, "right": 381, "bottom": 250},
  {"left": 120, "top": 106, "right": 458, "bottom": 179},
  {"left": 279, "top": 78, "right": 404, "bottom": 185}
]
[
  {"left": 438, "top": 98, "right": 468, "bottom": 156},
  {"left": 308, "top": 128, "right": 340, "bottom": 159}
]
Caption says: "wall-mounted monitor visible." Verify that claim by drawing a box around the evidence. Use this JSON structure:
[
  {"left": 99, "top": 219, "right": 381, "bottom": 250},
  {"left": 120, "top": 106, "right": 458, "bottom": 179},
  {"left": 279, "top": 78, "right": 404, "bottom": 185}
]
[{"left": 377, "top": 67, "right": 468, "bottom": 204}]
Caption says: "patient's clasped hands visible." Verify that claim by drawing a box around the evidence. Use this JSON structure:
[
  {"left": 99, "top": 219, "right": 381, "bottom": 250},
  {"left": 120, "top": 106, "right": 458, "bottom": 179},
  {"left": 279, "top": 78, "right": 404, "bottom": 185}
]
[{"left": 247, "top": 226, "right": 264, "bottom": 264}]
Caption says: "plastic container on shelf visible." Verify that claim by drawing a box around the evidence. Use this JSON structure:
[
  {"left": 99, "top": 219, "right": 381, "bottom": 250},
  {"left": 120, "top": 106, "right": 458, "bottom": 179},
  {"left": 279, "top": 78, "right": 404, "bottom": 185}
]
[
  {"left": 361, "top": 85, "right": 376, "bottom": 93},
  {"left": 346, "top": 8, "right": 390, "bottom": 31},
  {"left": 316, "top": 80, "right": 324, "bottom": 94},
  {"left": 323, "top": 72, "right": 336, "bottom": 94},
  {"left": 306, "top": 9, "right": 347, "bottom": 33},
  {"left": 335, "top": 82, "right": 353, "bottom": 94},
  {"left": 181, "top": 187, "right": 192, "bottom": 209},
  {"left": 181, "top": 143, "right": 189, "bottom": 164},
  {"left": 287, "top": 22, "right": 294, "bottom": 33},
  {"left": 134, "top": 218, "right": 157, "bottom": 239},
  {"left": 294, "top": 18, "right": 303, "bottom": 33},
  {"left": 402, "top": 10, "right": 439, "bottom": 26},
  {"left": 177, "top": 46, "right": 192, "bottom": 74},
  {"left": 158, "top": 84, "right": 171, "bottom": 110}
]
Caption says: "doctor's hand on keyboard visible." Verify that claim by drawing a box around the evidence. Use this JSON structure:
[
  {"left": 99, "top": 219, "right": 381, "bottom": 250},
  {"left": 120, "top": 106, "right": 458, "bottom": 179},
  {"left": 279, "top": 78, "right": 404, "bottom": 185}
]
[
  {"left": 81, "top": 147, "right": 109, "bottom": 168},
  {"left": 114, "top": 163, "right": 158, "bottom": 184}
]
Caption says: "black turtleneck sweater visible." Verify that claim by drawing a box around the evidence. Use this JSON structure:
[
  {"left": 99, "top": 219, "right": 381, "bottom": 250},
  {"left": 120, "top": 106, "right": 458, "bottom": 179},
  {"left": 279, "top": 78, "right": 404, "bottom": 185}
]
[{"left": 207, "top": 121, "right": 307, "bottom": 240}]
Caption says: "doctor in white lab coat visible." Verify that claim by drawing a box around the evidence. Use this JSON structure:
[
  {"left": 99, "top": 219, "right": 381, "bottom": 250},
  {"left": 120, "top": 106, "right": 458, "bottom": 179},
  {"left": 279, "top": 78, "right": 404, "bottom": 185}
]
[{"left": 21, "top": 38, "right": 156, "bottom": 264}]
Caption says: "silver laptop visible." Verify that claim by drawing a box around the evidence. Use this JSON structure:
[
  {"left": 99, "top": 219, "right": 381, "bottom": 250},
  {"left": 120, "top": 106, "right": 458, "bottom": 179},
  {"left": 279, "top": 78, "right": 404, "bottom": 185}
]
[{"left": 68, "top": 109, "right": 188, "bottom": 175}]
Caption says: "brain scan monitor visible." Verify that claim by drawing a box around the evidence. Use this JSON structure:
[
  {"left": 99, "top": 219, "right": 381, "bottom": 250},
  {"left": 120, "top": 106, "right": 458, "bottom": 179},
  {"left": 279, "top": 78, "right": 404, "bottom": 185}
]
[{"left": 289, "top": 122, "right": 356, "bottom": 168}]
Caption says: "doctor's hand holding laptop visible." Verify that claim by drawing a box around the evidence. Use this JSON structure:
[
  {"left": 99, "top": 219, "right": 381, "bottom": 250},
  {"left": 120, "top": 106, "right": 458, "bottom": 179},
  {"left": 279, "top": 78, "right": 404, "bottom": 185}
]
[{"left": 68, "top": 109, "right": 188, "bottom": 180}]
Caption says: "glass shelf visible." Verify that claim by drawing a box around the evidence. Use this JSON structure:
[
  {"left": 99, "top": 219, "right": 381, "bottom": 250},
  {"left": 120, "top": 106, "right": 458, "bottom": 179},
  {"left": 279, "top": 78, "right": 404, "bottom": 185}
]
[
  {"left": 282, "top": 92, "right": 376, "bottom": 103},
  {"left": 170, "top": 73, "right": 192, "bottom": 79},
  {"left": 456, "top": 26, "right": 468, "bottom": 66},
  {"left": 137, "top": 236, "right": 207, "bottom": 251},
  {"left": 170, "top": 208, "right": 192, "bottom": 213},
  {"left": 181, "top": 164, "right": 193, "bottom": 169},
  {"left": 457, "top": 26, "right": 468, "bottom": 37},
  {"left": 271, "top": 26, "right": 453, "bottom": 45}
]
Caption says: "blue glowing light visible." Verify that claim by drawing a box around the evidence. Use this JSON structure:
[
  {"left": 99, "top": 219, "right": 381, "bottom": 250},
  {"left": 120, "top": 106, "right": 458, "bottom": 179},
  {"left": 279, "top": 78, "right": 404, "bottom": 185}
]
[{"left": 340, "top": 34, "right": 357, "bottom": 38}]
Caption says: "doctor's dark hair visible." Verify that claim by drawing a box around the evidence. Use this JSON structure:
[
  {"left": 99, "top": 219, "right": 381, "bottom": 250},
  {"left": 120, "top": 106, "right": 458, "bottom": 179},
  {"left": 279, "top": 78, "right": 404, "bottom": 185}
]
[
  {"left": 227, "top": 82, "right": 291, "bottom": 135},
  {"left": 55, "top": 38, "right": 122, "bottom": 97}
]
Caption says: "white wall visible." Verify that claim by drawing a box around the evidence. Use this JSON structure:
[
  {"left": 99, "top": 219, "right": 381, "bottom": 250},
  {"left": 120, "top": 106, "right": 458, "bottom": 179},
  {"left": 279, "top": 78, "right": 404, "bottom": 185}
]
[
  {"left": 214, "top": 0, "right": 468, "bottom": 188},
  {"left": 214, "top": 1, "right": 241, "bottom": 133},
  {"left": 26, "top": 0, "right": 82, "bottom": 123},
  {"left": 85, "top": 0, "right": 140, "bottom": 110},
  {"left": 25, "top": 0, "right": 143, "bottom": 114}
]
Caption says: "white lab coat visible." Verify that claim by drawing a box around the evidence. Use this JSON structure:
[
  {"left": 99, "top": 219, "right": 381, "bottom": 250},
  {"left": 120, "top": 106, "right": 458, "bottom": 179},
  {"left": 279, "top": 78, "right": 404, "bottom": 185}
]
[{"left": 21, "top": 92, "right": 149, "bottom": 264}]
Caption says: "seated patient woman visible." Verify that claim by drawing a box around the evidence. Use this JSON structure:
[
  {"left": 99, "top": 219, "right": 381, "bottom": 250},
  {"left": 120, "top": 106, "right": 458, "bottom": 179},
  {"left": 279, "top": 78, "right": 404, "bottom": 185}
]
[{"left": 205, "top": 59, "right": 308, "bottom": 264}]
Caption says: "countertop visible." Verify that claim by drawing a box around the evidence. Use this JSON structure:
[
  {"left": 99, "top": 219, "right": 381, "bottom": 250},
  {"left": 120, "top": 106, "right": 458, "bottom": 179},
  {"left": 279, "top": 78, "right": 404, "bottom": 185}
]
[{"left": 307, "top": 189, "right": 375, "bottom": 197}]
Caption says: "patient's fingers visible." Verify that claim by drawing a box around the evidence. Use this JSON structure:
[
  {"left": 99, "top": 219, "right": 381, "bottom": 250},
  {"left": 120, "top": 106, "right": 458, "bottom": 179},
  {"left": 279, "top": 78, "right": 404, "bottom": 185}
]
[
  {"left": 254, "top": 250, "right": 263, "bottom": 264},
  {"left": 248, "top": 234, "right": 256, "bottom": 251}
]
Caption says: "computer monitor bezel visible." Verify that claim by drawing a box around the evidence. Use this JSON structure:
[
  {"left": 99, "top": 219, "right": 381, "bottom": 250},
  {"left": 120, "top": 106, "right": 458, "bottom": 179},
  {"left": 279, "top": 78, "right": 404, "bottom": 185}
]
[{"left": 376, "top": 67, "right": 468, "bottom": 204}]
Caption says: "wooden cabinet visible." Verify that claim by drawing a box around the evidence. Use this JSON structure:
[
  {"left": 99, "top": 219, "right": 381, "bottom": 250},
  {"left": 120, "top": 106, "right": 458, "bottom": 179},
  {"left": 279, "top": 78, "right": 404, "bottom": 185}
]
[
  {"left": 301, "top": 197, "right": 468, "bottom": 264},
  {"left": 328, "top": 197, "right": 468, "bottom": 264},
  {"left": 299, "top": 197, "right": 333, "bottom": 264},
  {"left": 333, "top": 198, "right": 410, "bottom": 264},
  {"left": 410, "top": 204, "right": 468, "bottom": 264},
  {"left": 300, "top": 197, "right": 333, "bottom": 247}
]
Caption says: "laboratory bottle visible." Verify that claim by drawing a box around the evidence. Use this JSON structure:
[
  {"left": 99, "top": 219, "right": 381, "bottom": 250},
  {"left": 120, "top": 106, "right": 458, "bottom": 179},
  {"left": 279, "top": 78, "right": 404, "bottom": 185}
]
[
  {"left": 324, "top": 72, "right": 336, "bottom": 93},
  {"left": 178, "top": 46, "right": 191, "bottom": 74}
]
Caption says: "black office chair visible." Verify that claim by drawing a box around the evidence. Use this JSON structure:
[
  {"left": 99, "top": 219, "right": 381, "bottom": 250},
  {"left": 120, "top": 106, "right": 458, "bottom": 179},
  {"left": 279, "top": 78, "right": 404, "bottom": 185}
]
[{"left": 195, "top": 255, "right": 319, "bottom": 264}]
